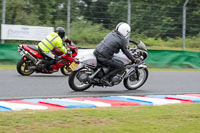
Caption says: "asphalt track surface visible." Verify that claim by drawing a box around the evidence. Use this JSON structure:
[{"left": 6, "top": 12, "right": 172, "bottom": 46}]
[{"left": 0, "top": 70, "right": 199, "bottom": 100}]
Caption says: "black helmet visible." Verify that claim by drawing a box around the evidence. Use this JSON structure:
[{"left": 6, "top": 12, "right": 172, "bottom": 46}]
[{"left": 55, "top": 27, "right": 65, "bottom": 39}]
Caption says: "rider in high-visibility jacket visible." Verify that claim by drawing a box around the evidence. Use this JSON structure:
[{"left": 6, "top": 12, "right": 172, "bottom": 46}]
[{"left": 38, "top": 27, "right": 67, "bottom": 71}]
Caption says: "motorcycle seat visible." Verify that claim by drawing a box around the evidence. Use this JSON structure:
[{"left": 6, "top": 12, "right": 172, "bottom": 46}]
[{"left": 27, "top": 45, "right": 39, "bottom": 51}]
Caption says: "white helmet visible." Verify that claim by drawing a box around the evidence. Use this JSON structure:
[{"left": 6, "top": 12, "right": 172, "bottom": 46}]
[{"left": 115, "top": 22, "right": 131, "bottom": 39}]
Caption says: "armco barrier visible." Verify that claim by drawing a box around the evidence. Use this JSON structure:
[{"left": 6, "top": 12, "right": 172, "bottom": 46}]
[{"left": 0, "top": 44, "right": 200, "bottom": 69}]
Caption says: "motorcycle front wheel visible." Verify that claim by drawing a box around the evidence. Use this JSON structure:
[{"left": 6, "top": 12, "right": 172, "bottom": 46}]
[
  {"left": 60, "top": 65, "right": 72, "bottom": 76},
  {"left": 68, "top": 68, "right": 92, "bottom": 91},
  {"left": 123, "top": 67, "right": 148, "bottom": 90},
  {"left": 17, "top": 57, "right": 35, "bottom": 76}
]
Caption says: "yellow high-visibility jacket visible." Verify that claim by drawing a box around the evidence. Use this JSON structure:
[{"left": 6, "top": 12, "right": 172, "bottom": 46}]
[{"left": 38, "top": 32, "right": 67, "bottom": 54}]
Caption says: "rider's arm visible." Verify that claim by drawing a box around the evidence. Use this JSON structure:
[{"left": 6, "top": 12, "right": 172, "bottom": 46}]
[
  {"left": 121, "top": 41, "right": 135, "bottom": 61},
  {"left": 56, "top": 38, "right": 68, "bottom": 54}
]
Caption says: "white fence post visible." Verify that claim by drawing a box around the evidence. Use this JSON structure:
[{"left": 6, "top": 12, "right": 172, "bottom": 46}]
[
  {"left": 182, "top": 0, "right": 189, "bottom": 51},
  {"left": 1, "top": 0, "right": 6, "bottom": 44},
  {"left": 67, "top": 0, "right": 71, "bottom": 39}
]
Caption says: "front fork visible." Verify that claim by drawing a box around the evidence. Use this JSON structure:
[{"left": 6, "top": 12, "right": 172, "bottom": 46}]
[
  {"left": 124, "top": 64, "right": 147, "bottom": 80},
  {"left": 135, "top": 68, "right": 139, "bottom": 81}
]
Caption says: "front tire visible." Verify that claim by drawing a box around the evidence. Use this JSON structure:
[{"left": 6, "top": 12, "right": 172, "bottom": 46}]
[
  {"left": 68, "top": 68, "right": 92, "bottom": 91},
  {"left": 17, "top": 57, "right": 35, "bottom": 76},
  {"left": 124, "top": 67, "right": 148, "bottom": 90}
]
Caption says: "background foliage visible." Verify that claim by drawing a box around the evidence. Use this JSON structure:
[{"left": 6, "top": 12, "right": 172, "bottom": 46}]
[{"left": 0, "top": 0, "right": 200, "bottom": 49}]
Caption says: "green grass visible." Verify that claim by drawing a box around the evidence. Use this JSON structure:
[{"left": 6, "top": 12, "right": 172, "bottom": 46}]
[
  {"left": 0, "top": 65, "right": 16, "bottom": 70},
  {"left": 0, "top": 103, "right": 200, "bottom": 133}
]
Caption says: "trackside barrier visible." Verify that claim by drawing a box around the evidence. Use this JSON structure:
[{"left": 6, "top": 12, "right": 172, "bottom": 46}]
[
  {"left": 0, "top": 44, "right": 21, "bottom": 64},
  {"left": 0, "top": 94, "right": 200, "bottom": 111},
  {"left": 0, "top": 44, "right": 200, "bottom": 69},
  {"left": 146, "top": 50, "right": 200, "bottom": 69}
]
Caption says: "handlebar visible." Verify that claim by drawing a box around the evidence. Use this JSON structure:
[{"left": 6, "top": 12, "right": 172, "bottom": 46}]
[{"left": 129, "top": 40, "right": 138, "bottom": 45}]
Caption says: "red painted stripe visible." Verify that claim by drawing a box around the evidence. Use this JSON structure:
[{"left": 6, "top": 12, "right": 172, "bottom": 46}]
[
  {"left": 67, "top": 97, "right": 140, "bottom": 106},
  {"left": 184, "top": 94, "right": 200, "bottom": 97},
  {"left": 38, "top": 101, "right": 66, "bottom": 108},
  {"left": 4, "top": 100, "right": 64, "bottom": 109},
  {"left": 165, "top": 97, "right": 193, "bottom": 103}
]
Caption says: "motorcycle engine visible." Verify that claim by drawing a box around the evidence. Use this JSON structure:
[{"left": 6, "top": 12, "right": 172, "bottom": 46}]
[
  {"left": 111, "top": 75, "right": 121, "bottom": 85},
  {"left": 77, "top": 68, "right": 94, "bottom": 83}
]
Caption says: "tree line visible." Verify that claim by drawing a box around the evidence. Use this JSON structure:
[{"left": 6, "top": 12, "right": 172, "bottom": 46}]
[{"left": 0, "top": 0, "right": 200, "bottom": 45}]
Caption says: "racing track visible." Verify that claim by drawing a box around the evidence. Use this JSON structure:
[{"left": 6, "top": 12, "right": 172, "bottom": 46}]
[{"left": 0, "top": 70, "right": 199, "bottom": 100}]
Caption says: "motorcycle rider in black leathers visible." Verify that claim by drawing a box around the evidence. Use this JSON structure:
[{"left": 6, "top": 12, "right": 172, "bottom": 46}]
[{"left": 94, "top": 22, "right": 139, "bottom": 86}]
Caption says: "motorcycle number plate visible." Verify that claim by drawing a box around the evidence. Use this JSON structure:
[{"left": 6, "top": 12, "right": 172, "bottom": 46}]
[{"left": 69, "top": 62, "right": 79, "bottom": 71}]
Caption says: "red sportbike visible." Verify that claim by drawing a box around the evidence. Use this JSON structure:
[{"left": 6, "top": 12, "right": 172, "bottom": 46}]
[{"left": 17, "top": 38, "right": 78, "bottom": 76}]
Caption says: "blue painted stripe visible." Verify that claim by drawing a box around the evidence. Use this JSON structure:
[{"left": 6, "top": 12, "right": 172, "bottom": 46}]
[
  {"left": 95, "top": 96, "right": 153, "bottom": 105},
  {"left": 145, "top": 95, "right": 168, "bottom": 99},
  {"left": 23, "top": 99, "right": 97, "bottom": 108},
  {"left": 37, "top": 99, "right": 96, "bottom": 108},
  {"left": 0, "top": 106, "right": 11, "bottom": 111},
  {"left": 146, "top": 95, "right": 200, "bottom": 103}
]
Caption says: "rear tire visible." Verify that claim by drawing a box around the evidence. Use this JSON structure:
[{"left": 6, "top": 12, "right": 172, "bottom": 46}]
[
  {"left": 68, "top": 68, "right": 92, "bottom": 91},
  {"left": 124, "top": 67, "right": 148, "bottom": 90},
  {"left": 17, "top": 57, "right": 35, "bottom": 76},
  {"left": 60, "top": 65, "right": 72, "bottom": 76}
]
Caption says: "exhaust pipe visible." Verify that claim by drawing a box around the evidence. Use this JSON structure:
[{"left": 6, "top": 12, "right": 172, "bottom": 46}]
[{"left": 24, "top": 51, "right": 38, "bottom": 64}]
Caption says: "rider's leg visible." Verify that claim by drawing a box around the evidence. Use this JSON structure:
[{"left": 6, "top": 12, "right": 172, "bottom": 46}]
[
  {"left": 97, "top": 57, "right": 124, "bottom": 86},
  {"left": 43, "top": 52, "right": 56, "bottom": 70},
  {"left": 103, "top": 58, "right": 124, "bottom": 80}
]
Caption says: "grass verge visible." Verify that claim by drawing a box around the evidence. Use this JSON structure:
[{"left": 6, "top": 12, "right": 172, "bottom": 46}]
[
  {"left": 0, "top": 65, "right": 16, "bottom": 70},
  {"left": 0, "top": 103, "right": 200, "bottom": 133}
]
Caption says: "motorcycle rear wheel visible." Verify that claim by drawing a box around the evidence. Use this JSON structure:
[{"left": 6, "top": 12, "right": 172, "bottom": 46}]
[
  {"left": 68, "top": 68, "right": 92, "bottom": 91},
  {"left": 60, "top": 65, "right": 72, "bottom": 76},
  {"left": 123, "top": 67, "right": 148, "bottom": 90},
  {"left": 17, "top": 57, "right": 35, "bottom": 76}
]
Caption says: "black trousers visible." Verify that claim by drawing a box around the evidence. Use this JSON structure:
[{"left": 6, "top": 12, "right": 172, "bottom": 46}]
[
  {"left": 38, "top": 47, "right": 55, "bottom": 70},
  {"left": 94, "top": 51, "right": 124, "bottom": 80}
]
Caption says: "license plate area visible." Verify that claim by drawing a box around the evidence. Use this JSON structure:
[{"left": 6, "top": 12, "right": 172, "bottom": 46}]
[
  {"left": 69, "top": 62, "right": 79, "bottom": 71},
  {"left": 20, "top": 51, "right": 25, "bottom": 56}
]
